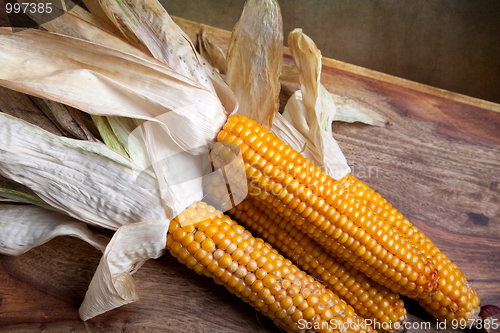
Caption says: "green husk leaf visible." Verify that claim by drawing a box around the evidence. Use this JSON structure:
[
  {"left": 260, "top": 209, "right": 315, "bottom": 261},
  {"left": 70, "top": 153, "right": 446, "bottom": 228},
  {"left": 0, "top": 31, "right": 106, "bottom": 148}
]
[
  {"left": 226, "top": 0, "right": 283, "bottom": 129},
  {"left": 0, "top": 204, "right": 108, "bottom": 256},
  {"left": 0, "top": 113, "right": 166, "bottom": 230},
  {"left": 106, "top": 116, "right": 150, "bottom": 170},
  {"left": 0, "top": 188, "right": 53, "bottom": 210},
  {"left": 91, "top": 115, "right": 129, "bottom": 156}
]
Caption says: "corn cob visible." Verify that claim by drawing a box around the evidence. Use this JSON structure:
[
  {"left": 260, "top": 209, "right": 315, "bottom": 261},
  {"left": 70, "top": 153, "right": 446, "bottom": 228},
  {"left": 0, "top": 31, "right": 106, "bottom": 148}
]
[
  {"left": 227, "top": 196, "right": 407, "bottom": 332},
  {"left": 340, "top": 175, "right": 481, "bottom": 322},
  {"left": 213, "top": 114, "right": 438, "bottom": 299},
  {"left": 167, "top": 201, "right": 375, "bottom": 333},
  {"left": 202, "top": 170, "right": 407, "bottom": 332}
]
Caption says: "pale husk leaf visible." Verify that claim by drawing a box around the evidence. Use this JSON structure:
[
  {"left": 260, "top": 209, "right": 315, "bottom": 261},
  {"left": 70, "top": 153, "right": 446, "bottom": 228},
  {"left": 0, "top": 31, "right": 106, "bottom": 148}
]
[
  {"left": 331, "top": 94, "right": 387, "bottom": 126},
  {"left": 79, "top": 219, "right": 169, "bottom": 320},
  {"left": 197, "top": 29, "right": 226, "bottom": 75},
  {"left": 271, "top": 113, "right": 309, "bottom": 154},
  {"left": 81, "top": 0, "right": 125, "bottom": 35},
  {"left": 97, "top": 0, "right": 215, "bottom": 91},
  {"left": 137, "top": 119, "right": 208, "bottom": 218},
  {"left": 283, "top": 29, "right": 350, "bottom": 180},
  {"left": 279, "top": 65, "right": 386, "bottom": 126},
  {"left": 280, "top": 65, "right": 300, "bottom": 84},
  {"left": 40, "top": 10, "right": 152, "bottom": 60},
  {"left": 0, "top": 204, "right": 108, "bottom": 256},
  {"left": 25, "top": 0, "right": 126, "bottom": 39},
  {"left": 37, "top": 9, "right": 159, "bottom": 168},
  {"left": 0, "top": 113, "right": 166, "bottom": 230},
  {"left": 226, "top": 0, "right": 283, "bottom": 129},
  {"left": 96, "top": 0, "right": 237, "bottom": 116},
  {"left": 274, "top": 96, "right": 350, "bottom": 180},
  {"left": 0, "top": 28, "right": 226, "bottom": 153}
]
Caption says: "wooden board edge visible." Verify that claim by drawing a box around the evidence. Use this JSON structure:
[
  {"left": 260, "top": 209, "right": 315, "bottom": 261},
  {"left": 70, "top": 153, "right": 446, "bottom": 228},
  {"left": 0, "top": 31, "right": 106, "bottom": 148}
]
[
  {"left": 322, "top": 57, "right": 500, "bottom": 113},
  {"left": 172, "top": 16, "right": 500, "bottom": 114}
]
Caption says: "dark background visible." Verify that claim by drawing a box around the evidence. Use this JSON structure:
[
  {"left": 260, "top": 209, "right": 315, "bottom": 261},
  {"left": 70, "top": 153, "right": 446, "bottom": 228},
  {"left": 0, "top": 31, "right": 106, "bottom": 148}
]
[{"left": 161, "top": 0, "right": 500, "bottom": 104}]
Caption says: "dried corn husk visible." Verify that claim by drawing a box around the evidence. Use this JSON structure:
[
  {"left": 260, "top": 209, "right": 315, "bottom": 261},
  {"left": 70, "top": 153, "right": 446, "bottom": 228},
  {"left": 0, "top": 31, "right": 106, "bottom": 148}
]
[
  {"left": 280, "top": 63, "right": 385, "bottom": 126},
  {"left": 0, "top": 86, "right": 62, "bottom": 136},
  {"left": 0, "top": 112, "right": 172, "bottom": 318},
  {"left": 273, "top": 29, "right": 350, "bottom": 180},
  {"left": 197, "top": 29, "right": 226, "bottom": 75},
  {"left": 280, "top": 65, "right": 300, "bottom": 84},
  {"left": 39, "top": 10, "right": 152, "bottom": 60},
  {"left": 29, "top": 96, "right": 89, "bottom": 140},
  {"left": 0, "top": 28, "right": 229, "bottom": 218},
  {"left": 27, "top": 0, "right": 142, "bottom": 49},
  {"left": 0, "top": 204, "right": 108, "bottom": 256},
  {"left": 97, "top": 0, "right": 211, "bottom": 90},
  {"left": 0, "top": 113, "right": 166, "bottom": 230},
  {"left": 81, "top": 0, "right": 125, "bottom": 34},
  {"left": 331, "top": 94, "right": 387, "bottom": 126},
  {"left": 79, "top": 218, "right": 169, "bottom": 320},
  {"left": 95, "top": 0, "right": 238, "bottom": 115},
  {"left": 226, "top": 0, "right": 283, "bottom": 129}
]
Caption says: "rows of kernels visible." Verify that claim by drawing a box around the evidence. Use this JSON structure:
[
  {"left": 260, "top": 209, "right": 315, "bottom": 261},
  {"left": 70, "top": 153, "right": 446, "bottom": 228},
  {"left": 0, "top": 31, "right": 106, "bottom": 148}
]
[
  {"left": 167, "top": 201, "right": 374, "bottom": 333},
  {"left": 338, "top": 175, "right": 481, "bottom": 322},
  {"left": 248, "top": 190, "right": 414, "bottom": 296},
  {"left": 227, "top": 197, "right": 407, "bottom": 332},
  {"left": 216, "top": 115, "right": 437, "bottom": 298},
  {"left": 339, "top": 175, "right": 429, "bottom": 255}
]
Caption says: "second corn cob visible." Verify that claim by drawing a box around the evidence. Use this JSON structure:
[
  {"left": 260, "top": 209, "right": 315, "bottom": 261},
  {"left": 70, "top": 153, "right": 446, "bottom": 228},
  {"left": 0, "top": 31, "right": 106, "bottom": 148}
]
[
  {"left": 167, "top": 201, "right": 375, "bottom": 333},
  {"left": 229, "top": 196, "right": 408, "bottom": 332},
  {"left": 340, "top": 175, "right": 481, "bottom": 322},
  {"left": 214, "top": 114, "right": 438, "bottom": 299}
]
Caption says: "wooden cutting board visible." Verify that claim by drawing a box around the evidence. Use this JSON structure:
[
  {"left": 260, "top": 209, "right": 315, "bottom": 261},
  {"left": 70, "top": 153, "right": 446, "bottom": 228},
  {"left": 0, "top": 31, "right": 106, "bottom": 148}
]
[{"left": 0, "top": 17, "right": 499, "bottom": 333}]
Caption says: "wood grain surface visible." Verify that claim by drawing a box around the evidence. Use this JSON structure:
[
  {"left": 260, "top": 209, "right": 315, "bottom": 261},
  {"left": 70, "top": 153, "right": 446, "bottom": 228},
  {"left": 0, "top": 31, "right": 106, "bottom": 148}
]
[{"left": 1, "top": 16, "right": 499, "bottom": 333}]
